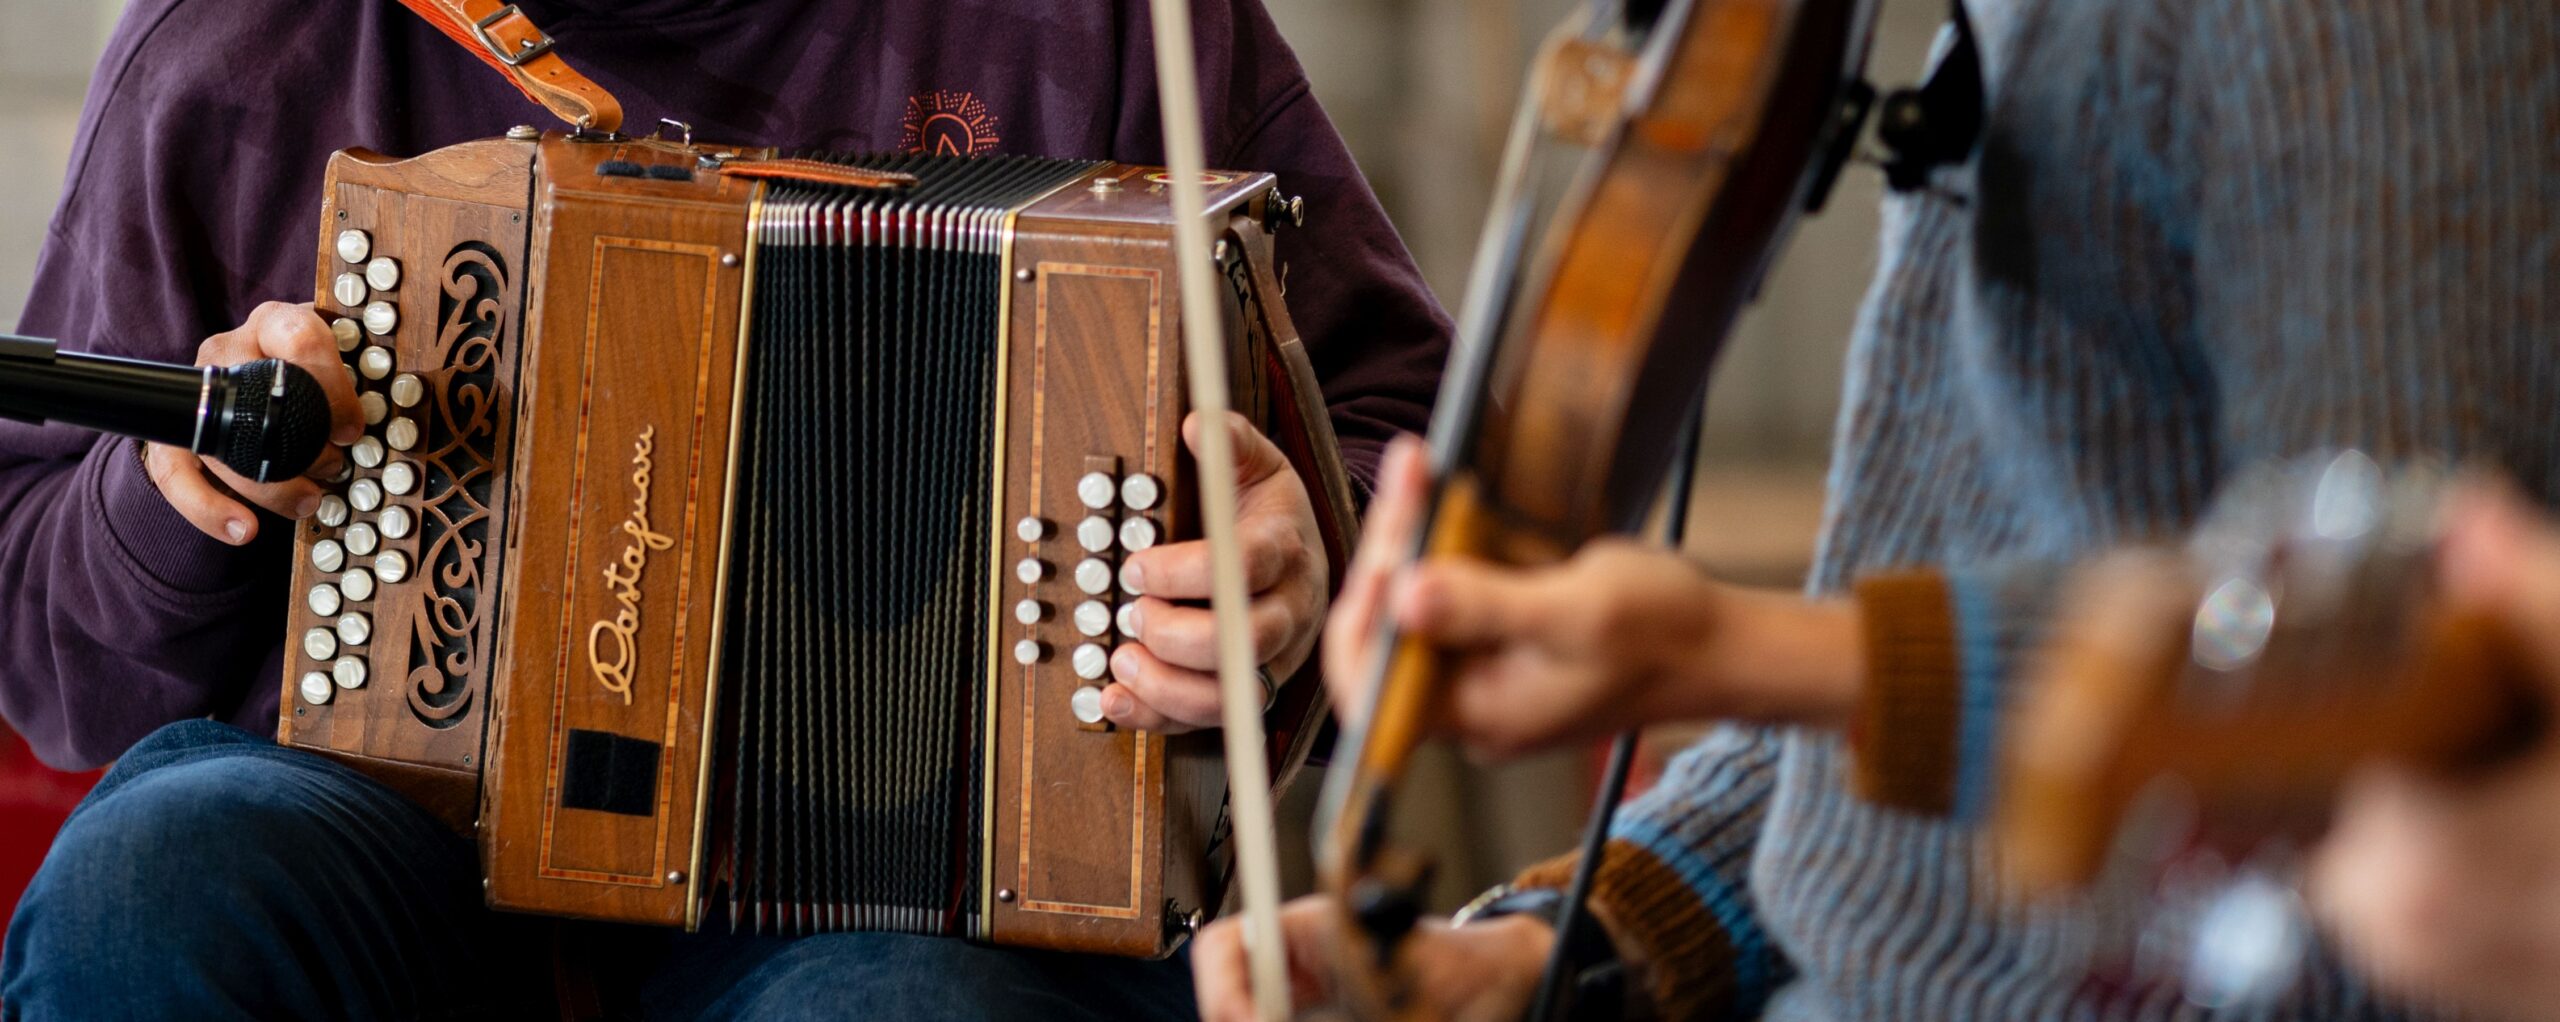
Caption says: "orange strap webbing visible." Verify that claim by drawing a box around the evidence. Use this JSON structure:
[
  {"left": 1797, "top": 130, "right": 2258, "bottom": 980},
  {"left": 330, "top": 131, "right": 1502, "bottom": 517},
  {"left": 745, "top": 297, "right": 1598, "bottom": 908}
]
[{"left": 393, "top": 0, "right": 625, "bottom": 134}]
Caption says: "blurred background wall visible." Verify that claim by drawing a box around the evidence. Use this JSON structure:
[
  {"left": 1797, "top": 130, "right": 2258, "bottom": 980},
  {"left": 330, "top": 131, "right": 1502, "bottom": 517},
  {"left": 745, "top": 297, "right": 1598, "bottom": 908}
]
[{"left": 0, "top": 0, "right": 1944, "bottom": 905}]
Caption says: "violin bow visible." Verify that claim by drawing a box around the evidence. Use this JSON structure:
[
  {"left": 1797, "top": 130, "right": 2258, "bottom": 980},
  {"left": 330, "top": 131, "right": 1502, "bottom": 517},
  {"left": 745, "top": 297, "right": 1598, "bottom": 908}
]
[{"left": 1143, "top": 1, "right": 1294, "bottom": 1018}]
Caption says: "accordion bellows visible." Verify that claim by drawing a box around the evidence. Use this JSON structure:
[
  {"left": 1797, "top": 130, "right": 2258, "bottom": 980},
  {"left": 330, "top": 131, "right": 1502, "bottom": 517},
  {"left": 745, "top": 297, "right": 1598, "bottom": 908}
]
[{"left": 276, "top": 135, "right": 1354, "bottom": 957}]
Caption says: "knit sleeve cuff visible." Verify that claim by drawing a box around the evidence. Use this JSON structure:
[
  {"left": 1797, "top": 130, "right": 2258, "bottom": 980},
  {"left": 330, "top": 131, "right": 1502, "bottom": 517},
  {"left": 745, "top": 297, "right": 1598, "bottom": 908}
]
[
  {"left": 91, "top": 436, "right": 269, "bottom": 595},
  {"left": 1849, "top": 571, "right": 1964, "bottom": 817},
  {"left": 1515, "top": 836, "right": 1774, "bottom": 1021}
]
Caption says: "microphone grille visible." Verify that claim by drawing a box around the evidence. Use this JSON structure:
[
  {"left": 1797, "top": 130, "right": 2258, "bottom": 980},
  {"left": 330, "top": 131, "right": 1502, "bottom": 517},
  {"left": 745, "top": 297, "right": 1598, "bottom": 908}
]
[{"left": 221, "top": 360, "right": 331, "bottom": 483}]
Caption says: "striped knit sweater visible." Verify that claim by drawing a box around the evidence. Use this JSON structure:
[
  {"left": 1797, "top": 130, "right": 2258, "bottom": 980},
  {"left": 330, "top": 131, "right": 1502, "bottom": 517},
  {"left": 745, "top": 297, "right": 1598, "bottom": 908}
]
[{"left": 1517, "top": 1, "right": 2560, "bottom": 1018}]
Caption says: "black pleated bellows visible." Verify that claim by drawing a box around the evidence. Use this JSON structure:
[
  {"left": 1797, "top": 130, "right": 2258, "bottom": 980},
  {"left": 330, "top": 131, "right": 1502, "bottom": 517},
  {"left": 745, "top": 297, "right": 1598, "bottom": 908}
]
[{"left": 718, "top": 154, "right": 1100, "bottom": 937}]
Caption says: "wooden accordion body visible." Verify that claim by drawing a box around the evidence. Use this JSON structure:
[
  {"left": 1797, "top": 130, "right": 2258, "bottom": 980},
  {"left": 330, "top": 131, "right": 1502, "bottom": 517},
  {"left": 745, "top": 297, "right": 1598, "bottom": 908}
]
[{"left": 276, "top": 134, "right": 1354, "bottom": 958}]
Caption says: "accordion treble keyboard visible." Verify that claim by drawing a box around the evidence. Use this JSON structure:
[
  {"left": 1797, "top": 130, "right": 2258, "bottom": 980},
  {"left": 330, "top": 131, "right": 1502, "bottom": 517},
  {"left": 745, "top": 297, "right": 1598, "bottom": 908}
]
[{"left": 276, "top": 134, "right": 1356, "bottom": 957}]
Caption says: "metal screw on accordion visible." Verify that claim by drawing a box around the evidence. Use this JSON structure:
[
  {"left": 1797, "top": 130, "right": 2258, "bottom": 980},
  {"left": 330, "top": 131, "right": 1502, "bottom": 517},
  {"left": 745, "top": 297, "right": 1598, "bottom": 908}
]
[
  {"left": 308, "top": 583, "right": 343, "bottom": 618},
  {"left": 1076, "top": 516, "right": 1115, "bottom": 553},
  {"left": 302, "top": 627, "right": 338, "bottom": 662},
  {"left": 316, "top": 494, "right": 350, "bottom": 528},
  {"left": 720, "top": 253, "right": 739, "bottom": 268},
  {"left": 667, "top": 871, "right": 686, "bottom": 885},
  {"left": 380, "top": 504, "right": 415, "bottom": 540},
  {"left": 1119, "top": 517, "right": 1157, "bottom": 552},
  {"left": 344, "top": 522, "right": 380, "bottom": 558},
  {"left": 336, "top": 229, "right": 372, "bottom": 264},
  {"left": 997, "top": 888, "right": 1017, "bottom": 904},
  {"left": 358, "top": 345, "right": 395, "bottom": 379},
  {"left": 1088, "top": 176, "right": 1121, "bottom": 195},
  {"left": 1074, "top": 558, "right": 1112, "bottom": 595},
  {"left": 1120, "top": 473, "right": 1161, "bottom": 511},
  {"left": 1076, "top": 472, "right": 1117, "bottom": 510},
  {"left": 382, "top": 462, "right": 418, "bottom": 498},
  {"left": 1013, "top": 639, "right": 1048, "bottom": 665},
  {"left": 1014, "top": 599, "right": 1049, "bottom": 625},
  {"left": 385, "top": 417, "right": 420, "bottom": 452},
  {"left": 1213, "top": 239, "right": 1229, "bottom": 262},
  {"left": 300, "top": 671, "right": 334, "bottom": 706},
  {"left": 375, "top": 551, "right": 410, "bottom": 585},
  {"left": 1070, "top": 685, "right": 1107, "bottom": 724},
  {"left": 311, "top": 538, "right": 346, "bottom": 573},
  {"left": 1014, "top": 268, "right": 1034, "bottom": 282},
  {"left": 335, "top": 612, "right": 371, "bottom": 647},
  {"left": 389, "top": 373, "right": 425, "bottom": 408},
  {"left": 350, "top": 436, "right": 386, "bottom": 469},
  {"left": 1015, "top": 516, "right": 1051, "bottom": 542},
  {"left": 332, "top": 655, "right": 367, "bottom": 690},
  {"left": 339, "top": 568, "right": 375, "bottom": 603},
  {"left": 332, "top": 273, "right": 369, "bottom": 309},
  {"left": 364, "top": 257, "right": 401, "bottom": 292},
  {"left": 359, "top": 392, "right": 388, "bottom": 426},
  {"left": 1015, "top": 557, "right": 1051, "bottom": 584},
  {"left": 1074, "top": 601, "right": 1111, "bottom": 637},
  {"left": 331, "top": 317, "right": 362, "bottom": 353},
  {"left": 349, "top": 478, "right": 384, "bottom": 512},
  {"left": 506, "top": 124, "right": 541, "bottom": 141}
]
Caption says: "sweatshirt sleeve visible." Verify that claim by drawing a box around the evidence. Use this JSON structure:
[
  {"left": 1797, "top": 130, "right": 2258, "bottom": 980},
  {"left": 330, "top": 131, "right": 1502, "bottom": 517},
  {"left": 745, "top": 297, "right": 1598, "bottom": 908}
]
[
  {"left": 1513, "top": 726, "right": 1794, "bottom": 1020},
  {"left": 1845, "top": 0, "right": 2560, "bottom": 822},
  {"left": 0, "top": 1, "right": 307, "bottom": 769}
]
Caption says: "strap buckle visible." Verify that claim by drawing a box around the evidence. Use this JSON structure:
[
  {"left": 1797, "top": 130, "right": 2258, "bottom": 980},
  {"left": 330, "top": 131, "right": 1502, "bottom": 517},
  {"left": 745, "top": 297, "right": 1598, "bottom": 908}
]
[{"left": 471, "top": 5, "right": 555, "bottom": 67}]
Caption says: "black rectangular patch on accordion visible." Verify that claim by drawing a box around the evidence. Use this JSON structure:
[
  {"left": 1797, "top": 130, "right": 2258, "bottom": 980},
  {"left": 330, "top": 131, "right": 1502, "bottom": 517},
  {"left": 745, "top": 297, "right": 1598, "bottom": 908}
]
[{"left": 560, "top": 728, "right": 661, "bottom": 817}]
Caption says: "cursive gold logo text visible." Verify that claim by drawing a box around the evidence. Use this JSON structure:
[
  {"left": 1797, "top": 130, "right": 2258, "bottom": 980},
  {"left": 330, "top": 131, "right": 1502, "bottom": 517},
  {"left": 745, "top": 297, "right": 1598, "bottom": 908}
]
[{"left": 587, "top": 426, "right": 675, "bottom": 705}]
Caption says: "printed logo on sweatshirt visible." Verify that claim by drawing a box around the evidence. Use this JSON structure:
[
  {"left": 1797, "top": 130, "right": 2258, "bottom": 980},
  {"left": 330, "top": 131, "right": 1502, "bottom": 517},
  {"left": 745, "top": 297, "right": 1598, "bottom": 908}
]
[{"left": 902, "top": 90, "right": 1003, "bottom": 156}]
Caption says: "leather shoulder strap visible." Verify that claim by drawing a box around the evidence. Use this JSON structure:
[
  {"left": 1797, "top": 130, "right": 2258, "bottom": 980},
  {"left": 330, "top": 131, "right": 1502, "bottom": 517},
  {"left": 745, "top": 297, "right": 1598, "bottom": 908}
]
[{"left": 394, "top": 0, "right": 625, "bottom": 134}]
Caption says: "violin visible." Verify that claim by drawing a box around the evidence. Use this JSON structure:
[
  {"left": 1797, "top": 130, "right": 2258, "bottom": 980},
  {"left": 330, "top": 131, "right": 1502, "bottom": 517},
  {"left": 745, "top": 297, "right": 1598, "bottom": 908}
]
[{"left": 1310, "top": 0, "right": 1881, "bottom": 1015}]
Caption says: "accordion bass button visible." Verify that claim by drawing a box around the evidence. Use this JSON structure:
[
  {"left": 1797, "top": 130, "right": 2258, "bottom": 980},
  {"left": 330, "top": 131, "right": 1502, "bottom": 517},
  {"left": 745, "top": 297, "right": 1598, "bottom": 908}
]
[
  {"left": 1118, "top": 560, "right": 1145, "bottom": 596},
  {"left": 332, "top": 273, "right": 369, "bottom": 310},
  {"left": 302, "top": 628, "right": 338, "bottom": 663},
  {"left": 1071, "top": 642, "right": 1110, "bottom": 680},
  {"left": 315, "top": 494, "right": 349, "bottom": 529},
  {"left": 1077, "top": 472, "right": 1117, "bottom": 510},
  {"left": 1073, "top": 601, "right": 1111, "bottom": 637},
  {"left": 358, "top": 344, "right": 395, "bottom": 379},
  {"left": 379, "top": 505, "right": 415, "bottom": 540},
  {"left": 1013, "top": 639, "right": 1048, "bottom": 665},
  {"left": 335, "top": 229, "right": 372, "bottom": 265},
  {"left": 1070, "top": 685, "right": 1107, "bottom": 725},
  {"left": 1121, "top": 474, "right": 1161, "bottom": 511},
  {"left": 332, "top": 655, "right": 368, "bottom": 690},
  {"left": 331, "top": 317, "right": 363, "bottom": 353},
  {"left": 350, "top": 437, "right": 385, "bottom": 469},
  {"left": 1074, "top": 558, "right": 1113, "bottom": 595},
  {"left": 339, "top": 568, "right": 375, "bottom": 603},
  {"left": 300, "top": 671, "right": 334, "bottom": 707},
  {"left": 1119, "top": 517, "right": 1158, "bottom": 552},
  {"left": 374, "top": 551, "right": 410, "bottom": 585},
  {"left": 364, "top": 257, "right": 401, "bottom": 292},
  {"left": 310, "top": 539, "right": 346, "bottom": 574},
  {"left": 1015, "top": 516, "right": 1052, "bottom": 543},
  {"left": 359, "top": 392, "right": 388, "bottom": 426},
  {"left": 360, "top": 303, "right": 398, "bottom": 339},
  {"left": 344, "top": 522, "right": 379, "bottom": 558},
  {"left": 1076, "top": 516, "right": 1115, "bottom": 553},
  {"left": 1014, "top": 599, "right": 1049, "bottom": 625},
  {"left": 1117, "top": 602, "right": 1141, "bottom": 639},
  {"left": 382, "top": 462, "right": 418, "bottom": 497},
  {"left": 389, "top": 374, "right": 425, "bottom": 409},
  {"left": 335, "top": 612, "right": 371, "bottom": 647},
  {"left": 1015, "top": 558, "right": 1051, "bottom": 585},
  {"left": 385, "top": 417, "right": 420, "bottom": 452},
  {"left": 349, "top": 479, "right": 384, "bottom": 512},
  {"left": 307, "top": 583, "right": 343, "bottom": 618}
]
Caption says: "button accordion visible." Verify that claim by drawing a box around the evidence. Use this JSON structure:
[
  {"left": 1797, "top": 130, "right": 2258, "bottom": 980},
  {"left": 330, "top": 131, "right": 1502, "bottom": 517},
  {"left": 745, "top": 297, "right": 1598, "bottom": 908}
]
[{"left": 277, "top": 133, "right": 1356, "bottom": 957}]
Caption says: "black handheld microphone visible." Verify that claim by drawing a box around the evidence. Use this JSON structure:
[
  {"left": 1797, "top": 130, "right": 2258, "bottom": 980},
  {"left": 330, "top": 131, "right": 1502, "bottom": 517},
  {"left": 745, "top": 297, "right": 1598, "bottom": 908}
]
[{"left": 0, "top": 333, "right": 331, "bottom": 483}]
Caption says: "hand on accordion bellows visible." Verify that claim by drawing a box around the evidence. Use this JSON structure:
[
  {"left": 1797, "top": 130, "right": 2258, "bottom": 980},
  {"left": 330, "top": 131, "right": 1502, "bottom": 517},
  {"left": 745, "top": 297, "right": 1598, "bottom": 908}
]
[
  {"left": 141, "top": 302, "right": 361, "bottom": 545},
  {"left": 1104, "top": 411, "right": 1328, "bottom": 732},
  {"left": 1324, "top": 436, "right": 1863, "bottom": 760},
  {"left": 2314, "top": 483, "right": 2560, "bottom": 1021}
]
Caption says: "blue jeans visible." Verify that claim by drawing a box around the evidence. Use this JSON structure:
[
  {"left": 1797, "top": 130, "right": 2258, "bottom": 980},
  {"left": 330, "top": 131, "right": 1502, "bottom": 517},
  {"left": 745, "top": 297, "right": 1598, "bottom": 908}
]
[{"left": 0, "top": 721, "right": 1196, "bottom": 1021}]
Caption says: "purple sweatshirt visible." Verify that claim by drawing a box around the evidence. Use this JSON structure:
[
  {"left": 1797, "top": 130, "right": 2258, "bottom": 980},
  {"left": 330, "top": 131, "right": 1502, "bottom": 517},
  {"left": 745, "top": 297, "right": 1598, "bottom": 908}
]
[{"left": 0, "top": 0, "right": 1449, "bottom": 769}]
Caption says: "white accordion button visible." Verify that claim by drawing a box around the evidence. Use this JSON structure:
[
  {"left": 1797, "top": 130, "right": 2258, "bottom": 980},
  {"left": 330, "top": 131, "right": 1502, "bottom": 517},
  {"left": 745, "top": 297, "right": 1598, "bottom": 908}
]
[
  {"left": 1071, "top": 643, "right": 1111, "bottom": 681},
  {"left": 330, "top": 317, "right": 363, "bottom": 353},
  {"left": 1014, "top": 557, "right": 1050, "bottom": 584},
  {"left": 1013, "top": 639, "right": 1048, "bottom": 665},
  {"left": 385, "top": 417, "right": 419, "bottom": 452},
  {"left": 1076, "top": 516, "right": 1115, "bottom": 553},
  {"left": 382, "top": 462, "right": 418, "bottom": 497},
  {"left": 360, "top": 302, "right": 398, "bottom": 338},
  {"left": 358, "top": 344, "right": 395, "bottom": 379},
  {"left": 1121, "top": 473, "right": 1162, "bottom": 511},
  {"left": 1015, "top": 516, "right": 1051, "bottom": 543},
  {"left": 389, "top": 374, "right": 425, "bottom": 409},
  {"left": 302, "top": 627, "right": 338, "bottom": 662},
  {"left": 350, "top": 436, "right": 385, "bottom": 469},
  {"left": 348, "top": 478, "right": 383, "bottom": 513},
  {"left": 344, "top": 522, "right": 379, "bottom": 558},
  {"left": 307, "top": 583, "right": 342, "bottom": 619},
  {"left": 1070, "top": 686, "right": 1106, "bottom": 725},
  {"left": 1013, "top": 599, "right": 1048, "bottom": 625},
  {"left": 338, "top": 567, "right": 375, "bottom": 603},
  {"left": 1073, "top": 558, "right": 1112, "bottom": 595},
  {"left": 332, "top": 655, "right": 368, "bottom": 690},
  {"left": 1118, "top": 560, "right": 1145, "bottom": 596},
  {"left": 332, "top": 273, "right": 369, "bottom": 309},
  {"left": 300, "top": 671, "right": 334, "bottom": 706},
  {"left": 374, "top": 551, "right": 410, "bottom": 584},
  {"left": 1077, "top": 472, "right": 1116, "bottom": 510},
  {"left": 1116, "top": 602, "right": 1141, "bottom": 639},
  {"left": 359, "top": 392, "right": 388, "bottom": 426},
  {"left": 315, "top": 494, "right": 349, "bottom": 528},
  {"left": 1118, "top": 517, "right": 1157, "bottom": 552},
  {"left": 379, "top": 504, "right": 414, "bottom": 540},
  {"left": 334, "top": 611, "right": 371, "bottom": 647},
  {"left": 335, "top": 229, "right": 372, "bottom": 264},
  {"left": 364, "top": 257, "right": 401, "bottom": 292},
  {"left": 310, "top": 539, "right": 346, "bottom": 574},
  {"left": 1073, "top": 600, "right": 1111, "bottom": 637}
]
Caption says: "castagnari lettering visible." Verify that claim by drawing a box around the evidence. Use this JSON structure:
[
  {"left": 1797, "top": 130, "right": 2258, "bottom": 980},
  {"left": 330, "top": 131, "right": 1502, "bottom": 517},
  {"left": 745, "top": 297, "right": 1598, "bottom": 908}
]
[{"left": 588, "top": 426, "right": 675, "bottom": 705}]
